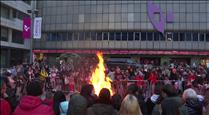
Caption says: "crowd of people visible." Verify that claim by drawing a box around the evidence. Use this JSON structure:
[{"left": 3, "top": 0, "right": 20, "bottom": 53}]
[{"left": 0, "top": 55, "right": 209, "bottom": 115}]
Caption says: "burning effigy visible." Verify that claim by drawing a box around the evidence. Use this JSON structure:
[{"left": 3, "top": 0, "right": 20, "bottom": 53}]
[{"left": 90, "top": 52, "right": 113, "bottom": 96}]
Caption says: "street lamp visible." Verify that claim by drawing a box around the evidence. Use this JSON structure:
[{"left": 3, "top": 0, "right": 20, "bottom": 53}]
[{"left": 27, "top": 9, "right": 38, "bottom": 64}]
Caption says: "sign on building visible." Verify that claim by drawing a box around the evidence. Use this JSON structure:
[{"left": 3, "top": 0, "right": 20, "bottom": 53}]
[{"left": 33, "top": 17, "right": 42, "bottom": 39}]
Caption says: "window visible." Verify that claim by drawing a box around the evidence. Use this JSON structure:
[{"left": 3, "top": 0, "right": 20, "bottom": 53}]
[
  {"left": 51, "top": 33, "right": 57, "bottom": 41},
  {"left": 147, "top": 32, "right": 153, "bottom": 41},
  {"left": 22, "top": 0, "right": 31, "bottom": 5},
  {"left": 115, "top": 32, "right": 121, "bottom": 41},
  {"left": 85, "top": 32, "right": 90, "bottom": 40},
  {"left": 1, "top": 26, "right": 8, "bottom": 41},
  {"left": 159, "top": 33, "right": 165, "bottom": 41},
  {"left": 141, "top": 32, "right": 146, "bottom": 41},
  {"left": 73, "top": 32, "right": 79, "bottom": 40},
  {"left": 154, "top": 32, "right": 159, "bottom": 41},
  {"left": 91, "top": 32, "right": 96, "bottom": 40},
  {"left": 186, "top": 33, "right": 192, "bottom": 41},
  {"left": 173, "top": 32, "right": 179, "bottom": 41},
  {"left": 109, "top": 32, "right": 114, "bottom": 40},
  {"left": 135, "top": 32, "right": 140, "bottom": 40},
  {"left": 79, "top": 32, "right": 85, "bottom": 40},
  {"left": 1, "top": 5, "right": 10, "bottom": 19},
  {"left": 12, "top": 30, "right": 24, "bottom": 44},
  {"left": 206, "top": 33, "right": 209, "bottom": 41},
  {"left": 193, "top": 33, "right": 198, "bottom": 41},
  {"left": 179, "top": 33, "right": 185, "bottom": 41},
  {"left": 122, "top": 32, "right": 127, "bottom": 41},
  {"left": 199, "top": 33, "right": 205, "bottom": 41},
  {"left": 97, "top": 32, "right": 102, "bottom": 40},
  {"left": 68, "top": 32, "right": 73, "bottom": 41},
  {"left": 128, "top": 32, "right": 134, "bottom": 41},
  {"left": 62, "top": 32, "right": 68, "bottom": 41},
  {"left": 103, "top": 32, "right": 108, "bottom": 40}
]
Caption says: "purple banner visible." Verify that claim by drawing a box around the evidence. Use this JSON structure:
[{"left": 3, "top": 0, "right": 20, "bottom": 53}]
[{"left": 22, "top": 17, "right": 31, "bottom": 39}]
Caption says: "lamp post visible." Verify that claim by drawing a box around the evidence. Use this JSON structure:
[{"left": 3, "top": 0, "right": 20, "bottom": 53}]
[{"left": 27, "top": 9, "right": 38, "bottom": 64}]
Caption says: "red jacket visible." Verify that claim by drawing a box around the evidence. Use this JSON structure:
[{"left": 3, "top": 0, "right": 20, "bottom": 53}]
[
  {"left": 148, "top": 73, "right": 157, "bottom": 84},
  {"left": 13, "top": 96, "right": 54, "bottom": 115},
  {"left": 0, "top": 98, "right": 12, "bottom": 115},
  {"left": 135, "top": 75, "right": 144, "bottom": 87}
]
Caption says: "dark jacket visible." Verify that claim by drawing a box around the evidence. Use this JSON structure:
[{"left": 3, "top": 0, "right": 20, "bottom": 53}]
[
  {"left": 185, "top": 98, "right": 202, "bottom": 115},
  {"left": 87, "top": 103, "right": 118, "bottom": 115},
  {"left": 161, "top": 96, "right": 183, "bottom": 115}
]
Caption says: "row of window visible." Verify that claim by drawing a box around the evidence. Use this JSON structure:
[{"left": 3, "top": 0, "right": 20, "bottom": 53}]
[{"left": 45, "top": 31, "right": 209, "bottom": 42}]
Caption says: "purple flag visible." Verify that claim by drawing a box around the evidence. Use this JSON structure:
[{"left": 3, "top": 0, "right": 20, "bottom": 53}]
[{"left": 23, "top": 17, "right": 31, "bottom": 39}]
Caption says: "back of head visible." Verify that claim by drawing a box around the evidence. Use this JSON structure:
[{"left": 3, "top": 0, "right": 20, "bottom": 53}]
[
  {"left": 26, "top": 80, "right": 43, "bottom": 96},
  {"left": 182, "top": 88, "right": 197, "bottom": 101},
  {"left": 162, "top": 84, "right": 177, "bottom": 97},
  {"left": 127, "top": 84, "right": 138, "bottom": 95},
  {"left": 120, "top": 94, "right": 142, "bottom": 115},
  {"left": 98, "top": 88, "right": 111, "bottom": 104},
  {"left": 111, "top": 93, "right": 122, "bottom": 110},
  {"left": 80, "top": 84, "right": 93, "bottom": 97},
  {"left": 67, "top": 93, "right": 87, "bottom": 115}
]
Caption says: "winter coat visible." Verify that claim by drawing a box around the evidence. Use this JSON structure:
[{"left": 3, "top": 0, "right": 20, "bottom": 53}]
[
  {"left": 161, "top": 96, "right": 183, "bottom": 115},
  {"left": 60, "top": 101, "right": 69, "bottom": 115},
  {"left": 0, "top": 98, "right": 12, "bottom": 115},
  {"left": 184, "top": 98, "right": 202, "bottom": 115},
  {"left": 87, "top": 103, "right": 118, "bottom": 115},
  {"left": 13, "top": 96, "right": 54, "bottom": 115},
  {"left": 147, "top": 94, "right": 159, "bottom": 115}
]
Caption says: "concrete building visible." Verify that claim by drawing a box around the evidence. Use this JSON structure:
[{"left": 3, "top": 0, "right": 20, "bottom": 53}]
[
  {"left": 0, "top": 0, "right": 36, "bottom": 67},
  {"left": 34, "top": 1, "right": 209, "bottom": 65}
]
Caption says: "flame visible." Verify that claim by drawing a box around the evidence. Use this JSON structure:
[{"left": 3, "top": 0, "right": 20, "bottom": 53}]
[{"left": 90, "top": 52, "right": 113, "bottom": 96}]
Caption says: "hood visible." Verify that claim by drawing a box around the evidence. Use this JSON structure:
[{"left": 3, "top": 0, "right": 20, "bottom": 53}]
[
  {"left": 19, "top": 96, "right": 42, "bottom": 110},
  {"left": 186, "top": 98, "right": 202, "bottom": 110},
  {"left": 60, "top": 101, "right": 69, "bottom": 115},
  {"left": 151, "top": 94, "right": 159, "bottom": 103}
]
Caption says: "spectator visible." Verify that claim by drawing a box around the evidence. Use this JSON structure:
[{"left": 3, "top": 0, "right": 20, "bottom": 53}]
[
  {"left": 13, "top": 80, "right": 54, "bottom": 115},
  {"left": 67, "top": 93, "right": 87, "bottom": 115},
  {"left": 87, "top": 88, "right": 118, "bottom": 115},
  {"left": 111, "top": 93, "right": 122, "bottom": 111},
  {"left": 80, "top": 84, "right": 96, "bottom": 107},
  {"left": 53, "top": 91, "right": 66, "bottom": 115},
  {"left": 60, "top": 101, "right": 69, "bottom": 115},
  {"left": 161, "top": 84, "right": 183, "bottom": 115},
  {"left": 183, "top": 88, "right": 203, "bottom": 115},
  {"left": 0, "top": 77, "right": 12, "bottom": 115},
  {"left": 119, "top": 94, "right": 142, "bottom": 115},
  {"left": 203, "top": 88, "right": 209, "bottom": 115}
]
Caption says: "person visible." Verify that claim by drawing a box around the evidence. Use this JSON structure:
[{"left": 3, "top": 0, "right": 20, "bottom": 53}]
[
  {"left": 87, "top": 88, "right": 118, "bottom": 115},
  {"left": 161, "top": 84, "right": 183, "bottom": 115},
  {"left": 203, "top": 88, "right": 209, "bottom": 115},
  {"left": 13, "top": 80, "right": 54, "bottom": 115},
  {"left": 119, "top": 94, "right": 142, "bottom": 115},
  {"left": 182, "top": 88, "right": 203, "bottom": 115},
  {"left": 0, "top": 77, "right": 12, "bottom": 115},
  {"left": 60, "top": 101, "right": 69, "bottom": 115},
  {"left": 67, "top": 93, "right": 88, "bottom": 115},
  {"left": 111, "top": 93, "right": 122, "bottom": 110},
  {"left": 53, "top": 91, "right": 66, "bottom": 115},
  {"left": 80, "top": 84, "right": 96, "bottom": 107}
]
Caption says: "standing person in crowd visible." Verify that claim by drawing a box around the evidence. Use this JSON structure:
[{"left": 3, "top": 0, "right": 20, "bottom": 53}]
[
  {"left": 53, "top": 91, "right": 66, "bottom": 115},
  {"left": 80, "top": 84, "right": 96, "bottom": 107},
  {"left": 111, "top": 93, "right": 122, "bottom": 111},
  {"left": 67, "top": 93, "right": 88, "bottom": 115},
  {"left": 87, "top": 88, "right": 118, "bottom": 115},
  {"left": 0, "top": 77, "right": 12, "bottom": 115},
  {"left": 13, "top": 80, "right": 54, "bottom": 115},
  {"left": 59, "top": 101, "right": 69, "bottom": 115},
  {"left": 203, "top": 87, "right": 209, "bottom": 115},
  {"left": 182, "top": 88, "right": 203, "bottom": 115},
  {"left": 119, "top": 94, "right": 142, "bottom": 115},
  {"left": 161, "top": 84, "right": 183, "bottom": 115}
]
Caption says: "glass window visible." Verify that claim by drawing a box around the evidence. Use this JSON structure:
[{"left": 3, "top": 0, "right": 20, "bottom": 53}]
[
  {"left": 115, "top": 32, "right": 121, "bottom": 41},
  {"left": 122, "top": 32, "right": 127, "bottom": 41},
  {"left": 12, "top": 30, "right": 24, "bottom": 44},
  {"left": 1, "top": 26, "right": 8, "bottom": 41},
  {"left": 109, "top": 32, "right": 114, "bottom": 40},
  {"left": 135, "top": 32, "right": 140, "bottom": 40},
  {"left": 46, "top": 33, "right": 52, "bottom": 41},
  {"left": 173, "top": 32, "right": 179, "bottom": 41},
  {"left": 147, "top": 32, "right": 153, "bottom": 41},
  {"left": 186, "top": 33, "right": 192, "bottom": 41},
  {"left": 159, "top": 33, "right": 165, "bottom": 41},
  {"left": 57, "top": 33, "right": 63, "bottom": 41},
  {"left": 97, "top": 32, "right": 102, "bottom": 40},
  {"left": 73, "top": 32, "right": 79, "bottom": 40},
  {"left": 103, "top": 32, "right": 108, "bottom": 40},
  {"left": 68, "top": 32, "right": 73, "bottom": 41},
  {"left": 199, "top": 33, "right": 205, "bottom": 41},
  {"left": 128, "top": 32, "right": 134, "bottom": 41},
  {"left": 179, "top": 33, "right": 185, "bottom": 41},
  {"left": 206, "top": 33, "right": 209, "bottom": 41},
  {"left": 153, "top": 32, "right": 159, "bottom": 41},
  {"left": 51, "top": 33, "right": 57, "bottom": 41},
  {"left": 79, "top": 32, "right": 85, "bottom": 40},
  {"left": 141, "top": 32, "right": 146, "bottom": 41},
  {"left": 91, "top": 32, "right": 96, "bottom": 40},
  {"left": 193, "top": 33, "right": 198, "bottom": 41},
  {"left": 85, "top": 32, "right": 91, "bottom": 40},
  {"left": 1, "top": 5, "right": 10, "bottom": 19}
]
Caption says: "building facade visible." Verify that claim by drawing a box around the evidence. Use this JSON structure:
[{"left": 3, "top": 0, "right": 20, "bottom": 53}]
[
  {"left": 0, "top": 0, "right": 36, "bottom": 67},
  {"left": 34, "top": 1, "right": 209, "bottom": 65}
]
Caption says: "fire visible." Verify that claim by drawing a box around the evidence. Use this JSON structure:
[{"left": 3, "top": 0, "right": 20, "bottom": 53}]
[{"left": 90, "top": 52, "right": 113, "bottom": 96}]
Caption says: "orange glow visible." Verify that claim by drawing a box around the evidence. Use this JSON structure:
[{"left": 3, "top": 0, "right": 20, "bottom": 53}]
[{"left": 90, "top": 52, "right": 113, "bottom": 96}]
